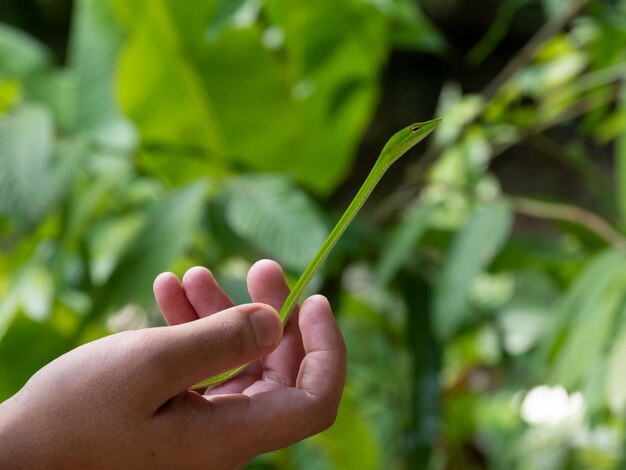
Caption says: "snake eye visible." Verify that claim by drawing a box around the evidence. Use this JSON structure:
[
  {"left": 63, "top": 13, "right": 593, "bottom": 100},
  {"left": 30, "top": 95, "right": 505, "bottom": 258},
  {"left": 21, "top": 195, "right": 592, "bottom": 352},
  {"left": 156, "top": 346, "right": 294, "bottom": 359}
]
[{"left": 411, "top": 125, "right": 421, "bottom": 133}]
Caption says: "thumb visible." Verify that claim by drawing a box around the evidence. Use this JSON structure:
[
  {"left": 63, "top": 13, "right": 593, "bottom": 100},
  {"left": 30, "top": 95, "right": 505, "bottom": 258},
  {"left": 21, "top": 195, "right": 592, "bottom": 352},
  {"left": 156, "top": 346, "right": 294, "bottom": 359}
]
[{"left": 138, "top": 303, "right": 282, "bottom": 401}]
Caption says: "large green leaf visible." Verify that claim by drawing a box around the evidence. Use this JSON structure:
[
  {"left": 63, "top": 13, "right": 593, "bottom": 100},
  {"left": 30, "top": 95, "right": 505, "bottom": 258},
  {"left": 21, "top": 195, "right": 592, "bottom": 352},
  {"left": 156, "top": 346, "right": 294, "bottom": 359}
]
[
  {"left": 223, "top": 175, "right": 327, "bottom": 272},
  {"left": 0, "top": 105, "right": 55, "bottom": 225},
  {"left": 264, "top": 0, "right": 386, "bottom": 192},
  {"left": 0, "top": 313, "right": 71, "bottom": 401},
  {"left": 0, "top": 24, "right": 67, "bottom": 119},
  {"left": 68, "top": 0, "right": 135, "bottom": 146},
  {"left": 115, "top": 4, "right": 219, "bottom": 160},
  {"left": 98, "top": 182, "right": 207, "bottom": 309},
  {"left": 113, "top": 0, "right": 386, "bottom": 194},
  {"left": 433, "top": 202, "right": 514, "bottom": 340},
  {"left": 114, "top": 0, "right": 290, "bottom": 168}
]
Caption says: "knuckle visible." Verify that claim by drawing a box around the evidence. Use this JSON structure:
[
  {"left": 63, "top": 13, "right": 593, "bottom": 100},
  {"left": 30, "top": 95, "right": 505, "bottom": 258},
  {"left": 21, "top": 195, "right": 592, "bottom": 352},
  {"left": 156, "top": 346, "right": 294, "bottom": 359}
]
[{"left": 80, "top": 330, "right": 160, "bottom": 390}]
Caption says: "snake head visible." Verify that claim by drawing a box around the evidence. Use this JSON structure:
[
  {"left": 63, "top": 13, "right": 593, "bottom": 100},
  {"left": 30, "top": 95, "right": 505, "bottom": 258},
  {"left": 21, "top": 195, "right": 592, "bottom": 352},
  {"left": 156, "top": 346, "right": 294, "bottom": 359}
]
[{"left": 379, "top": 117, "right": 441, "bottom": 167}]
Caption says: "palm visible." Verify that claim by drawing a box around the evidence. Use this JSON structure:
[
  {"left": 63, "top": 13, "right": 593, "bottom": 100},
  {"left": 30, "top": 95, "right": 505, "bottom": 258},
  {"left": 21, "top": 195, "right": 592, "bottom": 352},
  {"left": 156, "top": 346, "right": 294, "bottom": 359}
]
[{"left": 153, "top": 260, "right": 304, "bottom": 396}]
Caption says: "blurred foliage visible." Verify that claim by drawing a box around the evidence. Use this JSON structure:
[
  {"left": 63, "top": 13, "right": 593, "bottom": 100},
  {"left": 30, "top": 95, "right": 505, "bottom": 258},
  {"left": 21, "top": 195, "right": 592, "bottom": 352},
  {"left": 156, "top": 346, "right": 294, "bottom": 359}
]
[{"left": 3, "top": 0, "right": 626, "bottom": 468}]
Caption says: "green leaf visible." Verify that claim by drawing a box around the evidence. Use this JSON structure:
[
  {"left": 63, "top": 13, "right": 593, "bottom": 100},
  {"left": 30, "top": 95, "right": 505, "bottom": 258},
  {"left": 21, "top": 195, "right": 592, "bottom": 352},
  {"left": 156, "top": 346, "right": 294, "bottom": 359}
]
[
  {"left": 114, "top": 0, "right": 386, "bottom": 194},
  {"left": 544, "top": 249, "right": 626, "bottom": 362},
  {"left": 68, "top": 0, "right": 135, "bottom": 146},
  {"left": 205, "top": 0, "right": 251, "bottom": 41},
  {"left": 136, "top": 147, "right": 225, "bottom": 187},
  {"left": 310, "top": 388, "right": 381, "bottom": 469},
  {"left": 0, "top": 313, "right": 71, "bottom": 401},
  {"left": 0, "top": 262, "right": 55, "bottom": 342},
  {"left": 264, "top": 0, "right": 386, "bottom": 193},
  {"left": 0, "top": 105, "right": 55, "bottom": 225},
  {"left": 0, "top": 23, "right": 50, "bottom": 78},
  {"left": 376, "top": 200, "right": 438, "bottom": 285},
  {"left": 433, "top": 202, "right": 514, "bottom": 340},
  {"left": 542, "top": 0, "right": 572, "bottom": 18},
  {"left": 607, "top": 320, "right": 626, "bottom": 414},
  {"left": 88, "top": 213, "right": 146, "bottom": 285},
  {"left": 582, "top": 355, "right": 608, "bottom": 417},
  {"left": 386, "top": 0, "right": 447, "bottom": 53},
  {"left": 551, "top": 274, "right": 626, "bottom": 388},
  {"left": 497, "top": 270, "right": 557, "bottom": 355},
  {"left": 114, "top": 0, "right": 246, "bottom": 162},
  {"left": 0, "top": 78, "right": 21, "bottom": 114},
  {"left": 99, "top": 182, "right": 207, "bottom": 309},
  {"left": 0, "top": 25, "right": 66, "bottom": 116},
  {"left": 616, "top": 87, "right": 626, "bottom": 226},
  {"left": 223, "top": 175, "right": 327, "bottom": 272}
]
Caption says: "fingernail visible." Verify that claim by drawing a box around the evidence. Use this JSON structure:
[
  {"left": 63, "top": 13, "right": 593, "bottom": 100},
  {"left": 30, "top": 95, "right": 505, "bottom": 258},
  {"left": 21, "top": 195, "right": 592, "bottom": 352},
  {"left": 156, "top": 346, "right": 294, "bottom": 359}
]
[{"left": 249, "top": 309, "right": 279, "bottom": 347}]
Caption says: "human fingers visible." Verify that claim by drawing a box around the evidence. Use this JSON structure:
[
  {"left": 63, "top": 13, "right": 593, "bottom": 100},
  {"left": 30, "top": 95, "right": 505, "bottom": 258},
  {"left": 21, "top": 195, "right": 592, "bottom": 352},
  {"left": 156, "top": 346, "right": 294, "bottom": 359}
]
[
  {"left": 136, "top": 303, "right": 282, "bottom": 408},
  {"left": 182, "top": 266, "right": 235, "bottom": 318},
  {"left": 180, "top": 296, "right": 345, "bottom": 456},
  {"left": 247, "top": 260, "right": 292, "bottom": 310},
  {"left": 206, "top": 259, "right": 302, "bottom": 394},
  {"left": 153, "top": 272, "right": 197, "bottom": 325},
  {"left": 246, "top": 260, "right": 304, "bottom": 390}
]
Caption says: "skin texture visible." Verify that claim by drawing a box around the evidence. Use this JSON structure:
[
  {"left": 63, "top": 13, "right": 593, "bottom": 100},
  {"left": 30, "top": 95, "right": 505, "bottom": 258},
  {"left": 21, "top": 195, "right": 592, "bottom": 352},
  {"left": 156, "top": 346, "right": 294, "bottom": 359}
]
[{"left": 0, "top": 260, "right": 346, "bottom": 469}]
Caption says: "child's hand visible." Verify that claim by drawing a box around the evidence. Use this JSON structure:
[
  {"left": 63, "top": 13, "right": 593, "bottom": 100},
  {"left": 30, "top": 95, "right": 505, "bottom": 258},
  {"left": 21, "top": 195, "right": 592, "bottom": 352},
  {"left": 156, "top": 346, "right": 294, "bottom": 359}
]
[{"left": 0, "top": 260, "right": 346, "bottom": 469}]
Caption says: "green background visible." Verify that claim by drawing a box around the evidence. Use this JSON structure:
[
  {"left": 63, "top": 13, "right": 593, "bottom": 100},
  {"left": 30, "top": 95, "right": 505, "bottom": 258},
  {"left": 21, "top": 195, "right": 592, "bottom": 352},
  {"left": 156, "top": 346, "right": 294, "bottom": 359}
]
[{"left": 2, "top": 0, "right": 626, "bottom": 468}]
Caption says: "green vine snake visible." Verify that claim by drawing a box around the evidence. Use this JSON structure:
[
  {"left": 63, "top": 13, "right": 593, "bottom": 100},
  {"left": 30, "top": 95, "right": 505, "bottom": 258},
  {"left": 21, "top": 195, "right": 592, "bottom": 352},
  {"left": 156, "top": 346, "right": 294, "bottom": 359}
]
[{"left": 192, "top": 117, "right": 441, "bottom": 389}]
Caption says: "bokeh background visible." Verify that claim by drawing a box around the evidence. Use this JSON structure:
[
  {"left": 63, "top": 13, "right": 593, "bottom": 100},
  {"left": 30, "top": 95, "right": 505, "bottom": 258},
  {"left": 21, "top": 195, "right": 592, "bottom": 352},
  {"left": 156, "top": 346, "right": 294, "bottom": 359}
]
[{"left": 2, "top": 0, "right": 626, "bottom": 468}]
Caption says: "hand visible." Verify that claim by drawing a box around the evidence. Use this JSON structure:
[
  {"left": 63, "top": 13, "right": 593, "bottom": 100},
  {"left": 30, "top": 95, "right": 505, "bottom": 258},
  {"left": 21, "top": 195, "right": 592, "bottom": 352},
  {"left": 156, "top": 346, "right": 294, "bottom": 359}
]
[{"left": 0, "top": 260, "right": 346, "bottom": 469}]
